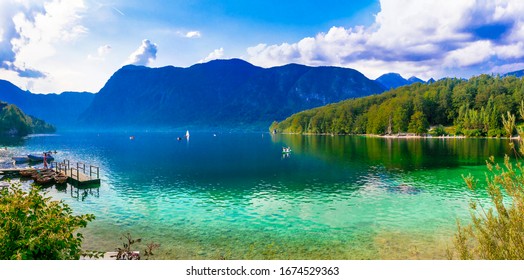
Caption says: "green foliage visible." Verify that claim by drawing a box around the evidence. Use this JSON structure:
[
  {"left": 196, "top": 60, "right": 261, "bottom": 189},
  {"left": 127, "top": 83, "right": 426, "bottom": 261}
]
[
  {"left": 0, "top": 101, "right": 55, "bottom": 136},
  {"left": 0, "top": 181, "right": 94, "bottom": 260},
  {"left": 502, "top": 111, "right": 516, "bottom": 137},
  {"left": 463, "top": 129, "right": 483, "bottom": 137},
  {"left": 450, "top": 155, "right": 524, "bottom": 259},
  {"left": 450, "top": 111, "right": 524, "bottom": 259},
  {"left": 431, "top": 125, "right": 447, "bottom": 136},
  {"left": 271, "top": 74, "right": 524, "bottom": 137},
  {"left": 407, "top": 111, "right": 429, "bottom": 135},
  {"left": 269, "top": 121, "right": 279, "bottom": 133},
  {"left": 487, "top": 128, "right": 504, "bottom": 138}
]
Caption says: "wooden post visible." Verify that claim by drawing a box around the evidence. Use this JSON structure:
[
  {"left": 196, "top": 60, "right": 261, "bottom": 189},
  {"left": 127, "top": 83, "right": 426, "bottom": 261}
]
[
  {"left": 89, "top": 165, "right": 100, "bottom": 179},
  {"left": 77, "top": 162, "right": 86, "bottom": 174},
  {"left": 71, "top": 168, "right": 78, "bottom": 180}
]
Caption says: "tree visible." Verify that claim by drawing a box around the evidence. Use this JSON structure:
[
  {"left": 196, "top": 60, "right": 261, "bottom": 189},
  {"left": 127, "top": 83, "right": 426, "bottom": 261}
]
[
  {"left": 269, "top": 121, "right": 278, "bottom": 133},
  {"left": 269, "top": 74, "right": 524, "bottom": 137},
  {"left": 0, "top": 182, "right": 95, "bottom": 260},
  {"left": 407, "top": 111, "right": 429, "bottom": 135}
]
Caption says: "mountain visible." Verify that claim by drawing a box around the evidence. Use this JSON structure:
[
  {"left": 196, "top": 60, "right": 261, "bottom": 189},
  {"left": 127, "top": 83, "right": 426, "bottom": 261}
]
[
  {"left": 407, "top": 76, "right": 424, "bottom": 84},
  {"left": 79, "top": 59, "right": 386, "bottom": 129},
  {"left": 502, "top": 69, "right": 524, "bottom": 78},
  {"left": 0, "top": 80, "right": 95, "bottom": 128},
  {"left": 0, "top": 101, "right": 55, "bottom": 136},
  {"left": 375, "top": 73, "right": 425, "bottom": 89},
  {"left": 375, "top": 73, "right": 409, "bottom": 89}
]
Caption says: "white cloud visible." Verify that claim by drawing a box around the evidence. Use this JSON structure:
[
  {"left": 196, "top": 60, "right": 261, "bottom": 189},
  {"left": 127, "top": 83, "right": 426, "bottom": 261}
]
[
  {"left": 87, "top": 44, "right": 112, "bottom": 61},
  {"left": 1, "top": 0, "right": 87, "bottom": 78},
  {"left": 185, "top": 31, "right": 201, "bottom": 38},
  {"left": 246, "top": 0, "right": 524, "bottom": 80},
  {"left": 171, "top": 30, "right": 202, "bottom": 38},
  {"left": 97, "top": 44, "right": 112, "bottom": 56},
  {"left": 199, "top": 48, "right": 224, "bottom": 63},
  {"left": 443, "top": 41, "right": 494, "bottom": 68},
  {"left": 125, "top": 39, "right": 158, "bottom": 66},
  {"left": 491, "top": 62, "right": 524, "bottom": 74}
]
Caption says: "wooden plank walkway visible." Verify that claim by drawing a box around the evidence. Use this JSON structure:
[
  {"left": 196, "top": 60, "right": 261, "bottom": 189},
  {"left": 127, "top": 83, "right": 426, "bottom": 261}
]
[
  {"left": 54, "top": 160, "right": 100, "bottom": 186},
  {"left": 1, "top": 159, "right": 100, "bottom": 187}
]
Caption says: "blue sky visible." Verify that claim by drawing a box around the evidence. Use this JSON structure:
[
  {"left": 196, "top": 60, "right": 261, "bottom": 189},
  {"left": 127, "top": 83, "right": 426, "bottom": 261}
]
[{"left": 1, "top": 0, "right": 524, "bottom": 93}]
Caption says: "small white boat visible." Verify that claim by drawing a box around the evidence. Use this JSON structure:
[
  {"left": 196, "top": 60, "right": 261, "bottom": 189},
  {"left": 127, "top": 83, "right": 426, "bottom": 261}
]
[
  {"left": 282, "top": 147, "right": 291, "bottom": 154},
  {"left": 185, "top": 130, "right": 190, "bottom": 138}
]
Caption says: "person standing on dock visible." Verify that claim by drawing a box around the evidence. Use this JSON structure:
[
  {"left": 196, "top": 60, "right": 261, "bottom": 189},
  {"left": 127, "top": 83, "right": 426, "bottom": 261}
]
[{"left": 43, "top": 152, "right": 48, "bottom": 169}]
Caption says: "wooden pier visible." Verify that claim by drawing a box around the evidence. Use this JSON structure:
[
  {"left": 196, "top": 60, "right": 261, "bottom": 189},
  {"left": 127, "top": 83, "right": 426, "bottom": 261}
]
[
  {"left": 1, "top": 159, "right": 100, "bottom": 187},
  {"left": 53, "top": 160, "right": 100, "bottom": 186}
]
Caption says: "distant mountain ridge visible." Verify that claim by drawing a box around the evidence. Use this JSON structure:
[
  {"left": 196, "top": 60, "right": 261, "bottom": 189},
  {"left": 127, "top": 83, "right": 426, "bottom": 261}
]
[
  {"left": 502, "top": 69, "right": 524, "bottom": 78},
  {"left": 375, "top": 73, "right": 426, "bottom": 90},
  {"left": 0, "top": 80, "right": 95, "bottom": 128},
  {"left": 79, "top": 59, "right": 386, "bottom": 129}
]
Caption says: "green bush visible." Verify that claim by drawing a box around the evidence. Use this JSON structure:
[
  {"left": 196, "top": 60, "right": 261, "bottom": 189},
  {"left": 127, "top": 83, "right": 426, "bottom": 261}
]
[
  {"left": 0, "top": 182, "right": 95, "bottom": 260},
  {"left": 463, "top": 129, "right": 483, "bottom": 137},
  {"left": 431, "top": 125, "right": 447, "bottom": 136},
  {"left": 450, "top": 155, "right": 524, "bottom": 259},
  {"left": 487, "top": 128, "right": 504, "bottom": 138},
  {"left": 450, "top": 112, "right": 524, "bottom": 259}
]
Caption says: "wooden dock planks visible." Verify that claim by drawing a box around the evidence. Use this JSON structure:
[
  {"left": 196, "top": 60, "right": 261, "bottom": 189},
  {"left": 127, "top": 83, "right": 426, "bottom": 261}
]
[
  {"left": 58, "top": 168, "right": 100, "bottom": 186},
  {"left": 1, "top": 159, "right": 100, "bottom": 187}
]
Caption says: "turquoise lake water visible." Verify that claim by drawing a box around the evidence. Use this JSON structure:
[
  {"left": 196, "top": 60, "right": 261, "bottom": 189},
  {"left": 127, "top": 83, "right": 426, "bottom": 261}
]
[{"left": 0, "top": 132, "right": 513, "bottom": 259}]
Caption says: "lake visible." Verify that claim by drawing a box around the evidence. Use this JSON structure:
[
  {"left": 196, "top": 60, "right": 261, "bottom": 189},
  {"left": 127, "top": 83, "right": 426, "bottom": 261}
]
[{"left": 0, "top": 132, "right": 513, "bottom": 259}]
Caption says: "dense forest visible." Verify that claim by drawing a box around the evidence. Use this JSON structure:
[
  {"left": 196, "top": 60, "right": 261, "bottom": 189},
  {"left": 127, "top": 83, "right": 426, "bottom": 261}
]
[
  {"left": 0, "top": 101, "right": 55, "bottom": 136},
  {"left": 270, "top": 74, "right": 524, "bottom": 137}
]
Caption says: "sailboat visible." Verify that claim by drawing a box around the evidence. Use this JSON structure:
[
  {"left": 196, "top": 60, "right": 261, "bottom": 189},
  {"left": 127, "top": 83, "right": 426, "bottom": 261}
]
[{"left": 185, "top": 130, "right": 190, "bottom": 139}]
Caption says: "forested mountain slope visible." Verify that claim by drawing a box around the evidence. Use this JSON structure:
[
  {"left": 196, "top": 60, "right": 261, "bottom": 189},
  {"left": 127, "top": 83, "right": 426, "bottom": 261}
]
[{"left": 271, "top": 74, "right": 524, "bottom": 137}]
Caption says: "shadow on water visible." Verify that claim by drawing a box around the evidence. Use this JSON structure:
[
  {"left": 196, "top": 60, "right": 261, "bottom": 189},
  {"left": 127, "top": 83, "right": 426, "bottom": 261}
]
[
  {"left": 1, "top": 176, "right": 101, "bottom": 203},
  {"left": 0, "top": 135, "right": 26, "bottom": 146}
]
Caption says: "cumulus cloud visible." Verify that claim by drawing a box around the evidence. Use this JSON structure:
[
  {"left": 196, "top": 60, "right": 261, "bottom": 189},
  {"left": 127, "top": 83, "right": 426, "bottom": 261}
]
[
  {"left": 185, "top": 31, "right": 201, "bottom": 38},
  {"left": 125, "top": 39, "right": 158, "bottom": 66},
  {"left": 0, "top": 0, "right": 86, "bottom": 79},
  {"left": 87, "top": 44, "right": 112, "bottom": 61},
  {"left": 246, "top": 0, "right": 524, "bottom": 79},
  {"left": 199, "top": 48, "right": 224, "bottom": 63}
]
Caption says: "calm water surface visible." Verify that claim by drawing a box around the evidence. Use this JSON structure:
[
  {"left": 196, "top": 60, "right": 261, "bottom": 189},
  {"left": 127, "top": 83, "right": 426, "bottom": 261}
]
[{"left": 0, "top": 132, "right": 512, "bottom": 259}]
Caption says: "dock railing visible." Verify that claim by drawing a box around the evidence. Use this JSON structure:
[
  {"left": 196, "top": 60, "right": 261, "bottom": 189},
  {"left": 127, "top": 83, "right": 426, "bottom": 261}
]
[
  {"left": 89, "top": 165, "right": 100, "bottom": 179},
  {"left": 54, "top": 159, "right": 100, "bottom": 185}
]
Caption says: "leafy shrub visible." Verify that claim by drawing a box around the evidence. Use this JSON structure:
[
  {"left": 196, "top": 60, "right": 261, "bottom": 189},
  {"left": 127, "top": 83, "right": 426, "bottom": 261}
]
[
  {"left": 113, "top": 233, "right": 160, "bottom": 260},
  {"left": 463, "top": 129, "right": 483, "bottom": 137},
  {"left": 487, "top": 128, "right": 504, "bottom": 138},
  {"left": 431, "top": 125, "right": 447, "bottom": 136},
  {"left": 0, "top": 182, "right": 95, "bottom": 260},
  {"left": 450, "top": 155, "right": 524, "bottom": 259},
  {"left": 450, "top": 112, "right": 524, "bottom": 259}
]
